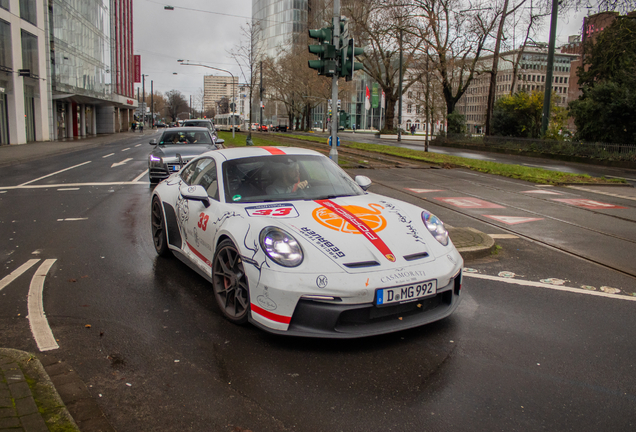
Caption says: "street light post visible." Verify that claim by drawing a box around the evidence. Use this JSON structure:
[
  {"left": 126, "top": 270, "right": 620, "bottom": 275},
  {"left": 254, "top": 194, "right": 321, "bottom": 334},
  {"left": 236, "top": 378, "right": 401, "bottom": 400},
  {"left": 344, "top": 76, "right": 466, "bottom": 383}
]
[
  {"left": 142, "top": 74, "right": 149, "bottom": 127},
  {"left": 178, "top": 61, "right": 236, "bottom": 139}
]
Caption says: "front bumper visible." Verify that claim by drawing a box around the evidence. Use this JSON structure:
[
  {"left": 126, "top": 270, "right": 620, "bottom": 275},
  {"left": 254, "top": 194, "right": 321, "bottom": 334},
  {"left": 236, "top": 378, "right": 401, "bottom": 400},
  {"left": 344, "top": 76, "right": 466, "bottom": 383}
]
[{"left": 249, "top": 270, "right": 462, "bottom": 338}]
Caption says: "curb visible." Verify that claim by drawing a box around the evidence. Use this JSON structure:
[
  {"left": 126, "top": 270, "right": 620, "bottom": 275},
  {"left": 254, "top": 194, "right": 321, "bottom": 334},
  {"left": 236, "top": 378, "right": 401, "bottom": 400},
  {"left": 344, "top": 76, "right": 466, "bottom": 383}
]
[
  {"left": 0, "top": 348, "right": 80, "bottom": 432},
  {"left": 449, "top": 227, "right": 497, "bottom": 260}
]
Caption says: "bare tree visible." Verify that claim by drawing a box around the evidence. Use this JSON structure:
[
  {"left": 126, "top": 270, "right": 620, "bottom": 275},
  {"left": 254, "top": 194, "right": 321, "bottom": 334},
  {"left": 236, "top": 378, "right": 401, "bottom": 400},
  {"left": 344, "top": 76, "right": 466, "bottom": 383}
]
[
  {"left": 229, "top": 20, "right": 263, "bottom": 142},
  {"left": 344, "top": 0, "right": 425, "bottom": 131},
  {"left": 165, "top": 90, "right": 188, "bottom": 122},
  {"left": 411, "top": 0, "right": 500, "bottom": 116}
]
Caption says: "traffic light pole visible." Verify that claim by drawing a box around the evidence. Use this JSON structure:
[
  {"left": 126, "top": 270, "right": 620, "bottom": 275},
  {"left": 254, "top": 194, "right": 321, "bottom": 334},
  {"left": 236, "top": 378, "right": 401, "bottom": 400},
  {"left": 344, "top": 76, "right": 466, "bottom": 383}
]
[{"left": 329, "top": 0, "right": 340, "bottom": 164}]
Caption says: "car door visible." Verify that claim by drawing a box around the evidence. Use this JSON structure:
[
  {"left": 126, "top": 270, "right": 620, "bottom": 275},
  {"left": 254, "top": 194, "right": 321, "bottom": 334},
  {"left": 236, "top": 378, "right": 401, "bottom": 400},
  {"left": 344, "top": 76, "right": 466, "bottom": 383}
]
[{"left": 181, "top": 157, "right": 224, "bottom": 273}]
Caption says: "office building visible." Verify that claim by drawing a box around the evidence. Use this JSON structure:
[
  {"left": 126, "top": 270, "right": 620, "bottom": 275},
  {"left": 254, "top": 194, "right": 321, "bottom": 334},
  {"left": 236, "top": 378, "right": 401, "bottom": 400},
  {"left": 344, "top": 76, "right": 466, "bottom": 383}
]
[
  {"left": 50, "top": 0, "right": 137, "bottom": 140},
  {"left": 0, "top": 0, "right": 51, "bottom": 144},
  {"left": 204, "top": 74, "right": 238, "bottom": 112}
]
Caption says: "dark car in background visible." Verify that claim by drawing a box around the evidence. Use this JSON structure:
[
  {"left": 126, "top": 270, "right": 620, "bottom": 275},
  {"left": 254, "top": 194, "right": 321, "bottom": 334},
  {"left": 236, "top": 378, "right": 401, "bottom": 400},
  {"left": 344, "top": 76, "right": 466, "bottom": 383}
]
[
  {"left": 182, "top": 119, "right": 215, "bottom": 133},
  {"left": 148, "top": 127, "right": 225, "bottom": 183}
]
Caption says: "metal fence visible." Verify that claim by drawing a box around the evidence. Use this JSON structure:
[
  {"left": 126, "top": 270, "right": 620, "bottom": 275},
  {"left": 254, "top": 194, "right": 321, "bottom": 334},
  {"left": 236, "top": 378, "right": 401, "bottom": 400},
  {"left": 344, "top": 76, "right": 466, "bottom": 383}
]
[{"left": 436, "top": 135, "right": 636, "bottom": 162}]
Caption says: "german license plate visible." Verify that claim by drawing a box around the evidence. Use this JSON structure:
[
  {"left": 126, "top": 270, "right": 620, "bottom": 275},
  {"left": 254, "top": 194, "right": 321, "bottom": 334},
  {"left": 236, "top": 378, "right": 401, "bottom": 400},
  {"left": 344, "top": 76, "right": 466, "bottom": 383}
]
[{"left": 376, "top": 280, "right": 437, "bottom": 306}]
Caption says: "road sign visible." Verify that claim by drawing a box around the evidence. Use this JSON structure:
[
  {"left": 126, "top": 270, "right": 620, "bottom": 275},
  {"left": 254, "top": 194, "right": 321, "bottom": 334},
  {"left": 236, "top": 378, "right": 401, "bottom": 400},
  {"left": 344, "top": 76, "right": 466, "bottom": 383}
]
[
  {"left": 484, "top": 215, "right": 544, "bottom": 225},
  {"left": 434, "top": 197, "right": 505, "bottom": 209}
]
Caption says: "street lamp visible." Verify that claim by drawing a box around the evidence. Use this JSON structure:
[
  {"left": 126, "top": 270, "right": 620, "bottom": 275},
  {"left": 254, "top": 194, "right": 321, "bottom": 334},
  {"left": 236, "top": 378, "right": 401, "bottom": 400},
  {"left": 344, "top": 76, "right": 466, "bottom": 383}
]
[{"left": 178, "top": 60, "right": 237, "bottom": 139}]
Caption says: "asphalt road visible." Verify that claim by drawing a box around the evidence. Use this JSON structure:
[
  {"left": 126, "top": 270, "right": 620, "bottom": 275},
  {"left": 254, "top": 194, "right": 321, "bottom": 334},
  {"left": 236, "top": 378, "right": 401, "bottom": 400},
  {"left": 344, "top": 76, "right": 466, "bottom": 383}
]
[{"left": 1, "top": 133, "right": 635, "bottom": 431}]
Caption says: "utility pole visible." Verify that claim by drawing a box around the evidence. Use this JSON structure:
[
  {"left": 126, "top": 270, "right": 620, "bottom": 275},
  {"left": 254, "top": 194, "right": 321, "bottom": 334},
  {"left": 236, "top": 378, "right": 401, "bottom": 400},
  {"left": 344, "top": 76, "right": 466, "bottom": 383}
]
[
  {"left": 541, "top": 0, "right": 559, "bottom": 137},
  {"left": 425, "top": 53, "right": 430, "bottom": 152},
  {"left": 142, "top": 75, "right": 145, "bottom": 126},
  {"left": 397, "top": 29, "right": 403, "bottom": 142},
  {"left": 259, "top": 61, "right": 263, "bottom": 129},
  {"left": 329, "top": 0, "right": 340, "bottom": 163},
  {"left": 151, "top": 80, "right": 154, "bottom": 128}
]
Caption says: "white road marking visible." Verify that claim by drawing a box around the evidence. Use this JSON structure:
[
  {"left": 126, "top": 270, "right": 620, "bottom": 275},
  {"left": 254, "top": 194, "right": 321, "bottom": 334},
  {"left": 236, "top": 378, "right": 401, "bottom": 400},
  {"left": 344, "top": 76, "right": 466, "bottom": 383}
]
[
  {"left": 566, "top": 185, "right": 636, "bottom": 202},
  {"left": 57, "top": 188, "right": 80, "bottom": 191},
  {"left": 57, "top": 218, "right": 88, "bottom": 221},
  {"left": 103, "top": 153, "right": 115, "bottom": 158},
  {"left": 135, "top": 144, "right": 141, "bottom": 147},
  {"left": 488, "top": 234, "right": 519, "bottom": 239},
  {"left": 122, "top": 148, "right": 130, "bottom": 151},
  {"left": 464, "top": 273, "right": 636, "bottom": 302},
  {"left": 28, "top": 259, "right": 59, "bottom": 351},
  {"left": 19, "top": 161, "right": 92, "bottom": 186},
  {"left": 132, "top": 169, "right": 149, "bottom": 182},
  {"left": 111, "top": 158, "right": 133, "bottom": 168},
  {"left": 0, "top": 259, "right": 40, "bottom": 292},
  {"left": 0, "top": 190, "right": 6, "bottom": 193},
  {"left": 0, "top": 182, "right": 147, "bottom": 190}
]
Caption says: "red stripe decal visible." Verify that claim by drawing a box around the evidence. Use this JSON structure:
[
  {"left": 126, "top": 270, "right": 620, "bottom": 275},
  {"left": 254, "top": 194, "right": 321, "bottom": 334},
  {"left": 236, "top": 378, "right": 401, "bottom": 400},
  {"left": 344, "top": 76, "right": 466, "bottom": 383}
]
[
  {"left": 186, "top": 242, "right": 212, "bottom": 267},
  {"left": 314, "top": 199, "right": 396, "bottom": 262},
  {"left": 250, "top": 303, "right": 292, "bottom": 324},
  {"left": 262, "top": 146, "right": 286, "bottom": 155}
]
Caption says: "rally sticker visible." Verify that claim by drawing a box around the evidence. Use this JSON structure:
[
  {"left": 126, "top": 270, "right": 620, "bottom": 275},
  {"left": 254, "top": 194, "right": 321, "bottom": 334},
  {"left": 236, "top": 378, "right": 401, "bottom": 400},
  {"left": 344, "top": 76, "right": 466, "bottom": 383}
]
[{"left": 245, "top": 203, "right": 299, "bottom": 218}]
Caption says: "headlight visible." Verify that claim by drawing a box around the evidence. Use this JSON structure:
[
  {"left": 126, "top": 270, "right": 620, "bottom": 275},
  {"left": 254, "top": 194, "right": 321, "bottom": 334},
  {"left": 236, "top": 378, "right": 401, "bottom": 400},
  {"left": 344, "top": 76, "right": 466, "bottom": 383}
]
[
  {"left": 149, "top": 154, "right": 162, "bottom": 163},
  {"left": 259, "top": 227, "right": 303, "bottom": 267},
  {"left": 421, "top": 211, "right": 449, "bottom": 246}
]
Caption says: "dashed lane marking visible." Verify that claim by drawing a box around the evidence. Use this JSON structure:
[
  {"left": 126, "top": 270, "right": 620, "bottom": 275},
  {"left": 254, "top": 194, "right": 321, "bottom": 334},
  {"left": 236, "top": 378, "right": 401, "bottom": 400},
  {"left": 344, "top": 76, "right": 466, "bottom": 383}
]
[
  {"left": 57, "top": 188, "right": 80, "bottom": 191},
  {"left": 57, "top": 218, "right": 88, "bottom": 221},
  {"left": 18, "top": 161, "right": 92, "bottom": 186},
  {"left": 0, "top": 259, "right": 40, "bottom": 292},
  {"left": 464, "top": 273, "right": 636, "bottom": 302},
  {"left": 122, "top": 148, "right": 130, "bottom": 151},
  {"left": 28, "top": 259, "right": 59, "bottom": 351},
  {"left": 103, "top": 153, "right": 114, "bottom": 158},
  {"left": 135, "top": 144, "right": 141, "bottom": 147}
]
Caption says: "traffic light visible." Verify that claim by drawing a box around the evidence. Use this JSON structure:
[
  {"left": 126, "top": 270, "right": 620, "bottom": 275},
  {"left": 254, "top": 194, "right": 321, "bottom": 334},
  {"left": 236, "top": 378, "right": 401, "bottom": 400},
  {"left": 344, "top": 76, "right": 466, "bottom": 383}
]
[
  {"left": 340, "top": 38, "right": 364, "bottom": 81},
  {"left": 308, "top": 27, "right": 337, "bottom": 76}
]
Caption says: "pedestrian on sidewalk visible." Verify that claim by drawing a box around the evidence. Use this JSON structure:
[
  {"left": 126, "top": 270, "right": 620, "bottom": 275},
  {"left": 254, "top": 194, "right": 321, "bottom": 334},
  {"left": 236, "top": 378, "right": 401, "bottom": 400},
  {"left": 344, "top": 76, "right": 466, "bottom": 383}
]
[
  {"left": 139, "top": 122, "right": 144, "bottom": 133},
  {"left": 410, "top": 124, "right": 416, "bottom": 135},
  {"left": 352, "top": 124, "right": 356, "bottom": 133},
  {"left": 131, "top": 122, "right": 136, "bottom": 132}
]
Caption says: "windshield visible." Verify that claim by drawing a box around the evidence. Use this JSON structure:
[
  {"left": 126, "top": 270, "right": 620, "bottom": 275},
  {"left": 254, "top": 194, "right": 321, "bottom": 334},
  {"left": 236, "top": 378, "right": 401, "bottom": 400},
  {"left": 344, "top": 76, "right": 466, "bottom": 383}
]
[
  {"left": 159, "top": 130, "right": 212, "bottom": 145},
  {"left": 222, "top": 155, "right": 364, "bottom": 203},
  {"left": 184, "top": 121, "right": 214, "bottom": 130}
]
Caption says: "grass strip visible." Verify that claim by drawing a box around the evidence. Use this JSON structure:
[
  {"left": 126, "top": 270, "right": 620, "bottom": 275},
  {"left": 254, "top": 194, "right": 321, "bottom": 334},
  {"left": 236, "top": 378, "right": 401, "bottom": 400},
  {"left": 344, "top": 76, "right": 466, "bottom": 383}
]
[{"left": 345, "top": 142, "right": 624, "bottom": 185}]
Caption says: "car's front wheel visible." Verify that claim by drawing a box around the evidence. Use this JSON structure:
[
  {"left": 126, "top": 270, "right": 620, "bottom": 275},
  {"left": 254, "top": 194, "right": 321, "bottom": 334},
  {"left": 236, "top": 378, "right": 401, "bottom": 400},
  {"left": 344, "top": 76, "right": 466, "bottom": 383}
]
[
  {"left": 151, "top": 197, "right": 171, "bottom": 257},
  {"left": 212, "top": 239, "right": 250, "bottom": 324}
]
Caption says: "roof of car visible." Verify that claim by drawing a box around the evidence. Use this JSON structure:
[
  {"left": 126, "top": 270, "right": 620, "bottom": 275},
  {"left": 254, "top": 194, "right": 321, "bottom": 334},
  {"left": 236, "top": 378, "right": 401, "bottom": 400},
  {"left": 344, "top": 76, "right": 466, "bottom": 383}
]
[
  {"left": 204, "top": 146, "right": 322, "bottom": 162},
  {"left": 160, "top": 127, "right": 210, "bottom": 133}
]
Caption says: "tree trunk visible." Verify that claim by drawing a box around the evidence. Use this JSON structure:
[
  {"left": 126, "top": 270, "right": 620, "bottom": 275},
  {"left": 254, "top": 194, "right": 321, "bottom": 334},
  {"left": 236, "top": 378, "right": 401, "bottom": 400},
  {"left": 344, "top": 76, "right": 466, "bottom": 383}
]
[
  {"left": 485, "top": 0, "right": 510, "bottom": 136},
  {"left": 384, "top": 91, "right": 397, "bottom": 131}
]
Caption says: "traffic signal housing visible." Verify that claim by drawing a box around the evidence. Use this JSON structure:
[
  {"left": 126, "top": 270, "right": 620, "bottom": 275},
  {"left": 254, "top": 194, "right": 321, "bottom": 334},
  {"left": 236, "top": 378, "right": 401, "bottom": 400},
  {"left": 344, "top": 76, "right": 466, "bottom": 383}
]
[
  {"left": 308, "top": 27, "right": 337, "bottom": 76},
  {"left": 340, "top": 38, "right": 364, "bottom": 81}
]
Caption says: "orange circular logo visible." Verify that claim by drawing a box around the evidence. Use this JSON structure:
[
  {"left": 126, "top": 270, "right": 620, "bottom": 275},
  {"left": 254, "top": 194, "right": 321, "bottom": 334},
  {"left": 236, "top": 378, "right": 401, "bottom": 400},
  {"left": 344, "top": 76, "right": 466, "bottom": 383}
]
[{"left": 312, "top": 203, "right": 387, "bottom": 234}]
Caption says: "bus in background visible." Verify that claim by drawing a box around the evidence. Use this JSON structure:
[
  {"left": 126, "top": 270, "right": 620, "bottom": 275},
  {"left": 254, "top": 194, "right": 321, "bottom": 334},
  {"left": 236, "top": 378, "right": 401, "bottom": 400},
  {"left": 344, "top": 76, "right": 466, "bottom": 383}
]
[{"left": 215, "top": 113, "right": 244, "bottom": 132}]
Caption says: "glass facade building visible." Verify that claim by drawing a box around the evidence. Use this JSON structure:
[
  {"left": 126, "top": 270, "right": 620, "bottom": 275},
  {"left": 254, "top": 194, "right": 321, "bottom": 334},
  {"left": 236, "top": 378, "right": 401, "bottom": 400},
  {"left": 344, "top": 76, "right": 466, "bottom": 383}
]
[
  {"left": 50, "top": 0, "right": 136, "bottom": 139},
  {"left": 253, "top": 0, "right": 309, "bottom": 58}
]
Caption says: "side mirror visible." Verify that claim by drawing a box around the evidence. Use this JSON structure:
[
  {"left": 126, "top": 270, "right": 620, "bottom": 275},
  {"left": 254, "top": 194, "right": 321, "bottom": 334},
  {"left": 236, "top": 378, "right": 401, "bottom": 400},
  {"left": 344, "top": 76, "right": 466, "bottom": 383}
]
[
  {"left": 180, "top": 184, "right": 210, "bottom": 208},
  {"left": 215, "top": 138, "right": 225, "bottom": 144},
  {"left": 149, "top": 139, "right": 157, "bottom": 145},
  {"left": 355, "top": 175, "right": 372, "bottom": 191}
]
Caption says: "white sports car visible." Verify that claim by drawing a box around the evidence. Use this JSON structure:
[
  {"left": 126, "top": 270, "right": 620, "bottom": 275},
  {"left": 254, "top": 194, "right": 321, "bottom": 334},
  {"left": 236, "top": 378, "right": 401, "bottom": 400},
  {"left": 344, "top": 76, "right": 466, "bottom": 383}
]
[{"left": 151, "top": 146, "right": 463, "bottom": 338}]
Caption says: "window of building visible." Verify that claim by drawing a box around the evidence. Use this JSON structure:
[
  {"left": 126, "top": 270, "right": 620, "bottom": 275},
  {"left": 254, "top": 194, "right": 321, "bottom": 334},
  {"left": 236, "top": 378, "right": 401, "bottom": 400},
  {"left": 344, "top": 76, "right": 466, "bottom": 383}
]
[
  {"left": 21, "top": 30, "right": 38, "bottom": 77},
  {"left": 564, "top": 77, "right": 568, "bottom": 84},
  {"left": 19, "top": 0, "right": 37, "bottom": 25},
  {"left": 416, "top": 105, "right": 420, "bottom": 114},
  {"left": 0, "top": 0, "right": 9, "bottom": 11},
  {"left": 406, "top": 104, "right": 411, "bottom": 113},
  {"left": 0, "top": 19, "right": 11, "bottom": 71},
  {"left": 542, "top": 75, "right": 545, "bottom": 82},
  {"left": 407, "top": 91, "right": 412, "bottom": 98}
]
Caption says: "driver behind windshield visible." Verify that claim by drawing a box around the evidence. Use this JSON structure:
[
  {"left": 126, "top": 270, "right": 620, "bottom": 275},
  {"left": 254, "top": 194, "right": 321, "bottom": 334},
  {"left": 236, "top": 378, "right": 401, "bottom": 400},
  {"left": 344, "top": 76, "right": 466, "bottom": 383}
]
[{"left": 266, "top": 162, "right": 309, "bottom": 194}]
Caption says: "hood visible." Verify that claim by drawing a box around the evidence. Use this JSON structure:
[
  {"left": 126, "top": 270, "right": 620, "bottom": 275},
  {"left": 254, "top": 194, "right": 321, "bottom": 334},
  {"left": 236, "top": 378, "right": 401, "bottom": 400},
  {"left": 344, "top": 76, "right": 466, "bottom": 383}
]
[
  {"left": 240, "top": 194, "right": 442, "bottom": 273},
  {"left": 154, "top": 144, "right": 216, "bottom": 159}
]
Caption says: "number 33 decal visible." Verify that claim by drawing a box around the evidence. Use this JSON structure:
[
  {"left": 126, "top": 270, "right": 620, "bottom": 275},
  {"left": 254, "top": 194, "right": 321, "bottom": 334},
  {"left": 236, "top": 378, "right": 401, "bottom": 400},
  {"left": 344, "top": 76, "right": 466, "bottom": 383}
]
[
  {"left": 252, "top": 207, "right": 292, "bottom": 216},
  {"left": 198, "top": 212, "right": 209, "bottom": 231}
]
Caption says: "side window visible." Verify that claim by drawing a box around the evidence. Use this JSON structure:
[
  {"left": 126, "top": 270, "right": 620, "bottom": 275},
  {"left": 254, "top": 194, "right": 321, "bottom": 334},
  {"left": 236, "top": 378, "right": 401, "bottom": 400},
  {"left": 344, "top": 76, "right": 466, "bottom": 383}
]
[
  {"left": 192, "top": 158, "right": 219, "bottom": 201},
  {"left": 180, "top": 158, "right": 211, "bottom": 185}
]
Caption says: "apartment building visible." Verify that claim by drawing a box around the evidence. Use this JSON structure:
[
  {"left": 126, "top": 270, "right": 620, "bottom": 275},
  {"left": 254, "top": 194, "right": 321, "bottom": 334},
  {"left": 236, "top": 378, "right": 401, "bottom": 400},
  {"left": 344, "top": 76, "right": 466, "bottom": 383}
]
[
  {"left": 203, "top": 75, "right": 238, "bottom": 113},
  {"left": 457, "top": 43, "right": 577, "bottom": 134}
]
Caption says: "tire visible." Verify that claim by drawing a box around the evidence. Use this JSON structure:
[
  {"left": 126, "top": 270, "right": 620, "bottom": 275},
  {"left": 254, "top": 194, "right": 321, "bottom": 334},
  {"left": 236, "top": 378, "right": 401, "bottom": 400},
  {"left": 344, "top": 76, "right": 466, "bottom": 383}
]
[
  {"left": 151, "top": 197, "right": 171, "bottom": 257},
  {"left": 212, "top": 239, "right": 250, "bottom": 324}
]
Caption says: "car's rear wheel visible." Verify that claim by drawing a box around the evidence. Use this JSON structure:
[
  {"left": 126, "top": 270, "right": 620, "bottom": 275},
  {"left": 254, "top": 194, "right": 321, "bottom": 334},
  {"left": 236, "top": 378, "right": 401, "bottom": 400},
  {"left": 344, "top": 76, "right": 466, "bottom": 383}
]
[
  {"left": 151, "top": 197, "right": 171, "bottom": 257},
  {"left": 212, "top": 239, "right": 250, "bottom": 324}
]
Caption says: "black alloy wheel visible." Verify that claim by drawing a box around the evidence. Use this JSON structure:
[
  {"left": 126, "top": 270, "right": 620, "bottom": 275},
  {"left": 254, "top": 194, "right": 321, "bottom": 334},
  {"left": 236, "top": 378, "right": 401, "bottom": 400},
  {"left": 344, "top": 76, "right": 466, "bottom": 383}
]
[
  {"left": 212, "top": 239, "right": 250, "bottom": 324},
  {"left": 151, "top": 197, "right": 171, "bottom": 257}
]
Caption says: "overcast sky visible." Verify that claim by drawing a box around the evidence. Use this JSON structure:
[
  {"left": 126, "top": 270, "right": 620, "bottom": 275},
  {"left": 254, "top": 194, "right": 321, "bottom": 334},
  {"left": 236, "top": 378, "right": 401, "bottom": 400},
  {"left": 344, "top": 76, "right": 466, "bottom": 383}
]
[{"left": 132, "top": 0, "right": 591, "bottom": 103}]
